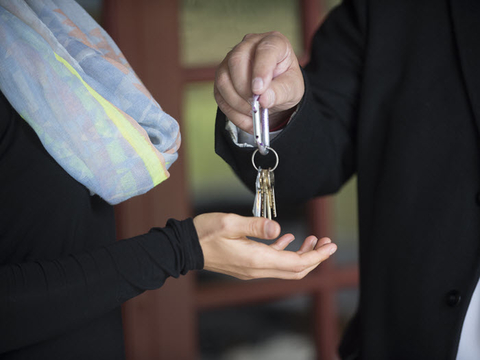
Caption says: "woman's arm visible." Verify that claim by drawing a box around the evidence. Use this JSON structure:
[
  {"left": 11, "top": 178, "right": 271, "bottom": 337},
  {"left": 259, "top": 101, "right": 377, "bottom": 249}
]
[
  {"left": 0, "top": 214, "right": 336, "bottom": 354},
  {"left": 0, "top": 218, "right": 202, "bottom": 354}
]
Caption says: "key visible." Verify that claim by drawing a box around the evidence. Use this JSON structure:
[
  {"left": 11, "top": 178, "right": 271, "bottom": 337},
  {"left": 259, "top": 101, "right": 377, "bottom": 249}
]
[
  {"left": 268, "top": 169, "right": 277, "bottom": 218},
  {"left": 252, "top": 168, "right": 262, "bottom": 217},
  {"left": 251, "top": 140, "right": 280, "bottom": 218},
  {"left": 261, "top": 170, "right": 267, "bottom": 218},
  {"left": 261, "top": 169, "right": 272, "bottom": 220},
  {"left": 261, "top": 168, "right": 277, "bottom": 220}
]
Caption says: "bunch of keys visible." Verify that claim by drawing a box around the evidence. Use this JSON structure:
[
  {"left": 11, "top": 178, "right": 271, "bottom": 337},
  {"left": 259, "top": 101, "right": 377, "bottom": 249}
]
[
  {"left": 253, "top": 167, "right": 277, "bottom": 219},
  {"left": 251, "top": 95, "right": 279, "bottom": 220}
]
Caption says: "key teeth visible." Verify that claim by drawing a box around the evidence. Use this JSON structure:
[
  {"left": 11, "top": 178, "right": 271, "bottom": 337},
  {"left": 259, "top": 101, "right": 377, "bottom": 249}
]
[{"left": 271, "top": 187, "right": 277, "bottom": 218}]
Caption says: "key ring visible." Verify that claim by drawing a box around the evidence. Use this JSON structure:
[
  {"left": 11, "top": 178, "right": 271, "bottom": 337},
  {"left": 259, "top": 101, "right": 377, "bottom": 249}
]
[
  {"left": 252, "top": 95, "right": 269, "bottom": 155},
  {"left": 252, "top": 146, "right": 279, "bottom": 172}
]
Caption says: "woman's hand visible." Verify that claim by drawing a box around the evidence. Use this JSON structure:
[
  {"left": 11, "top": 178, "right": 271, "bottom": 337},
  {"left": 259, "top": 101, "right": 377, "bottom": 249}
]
[
  {"left": 214, "top": 31, "right": 305, "bottom": 133},
  {"left": 193, "top": 213, "right": 336, "bottom": 280}
]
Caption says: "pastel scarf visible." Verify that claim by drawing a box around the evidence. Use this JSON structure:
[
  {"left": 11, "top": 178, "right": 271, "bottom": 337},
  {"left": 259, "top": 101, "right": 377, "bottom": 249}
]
[{"left": 0, "top": 0, "right": 180, "bottom": 204}]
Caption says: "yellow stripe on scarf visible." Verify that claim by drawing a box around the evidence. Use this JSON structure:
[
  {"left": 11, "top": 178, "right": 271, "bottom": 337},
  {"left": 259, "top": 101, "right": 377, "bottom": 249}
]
[{"left": 53, "top": 52, "right": 167, "bottom": 186}]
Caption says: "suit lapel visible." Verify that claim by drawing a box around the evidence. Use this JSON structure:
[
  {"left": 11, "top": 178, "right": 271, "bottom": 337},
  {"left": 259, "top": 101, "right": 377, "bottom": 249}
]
[{"left": 449, "top": 0, "right": 480, "bottom": 134}]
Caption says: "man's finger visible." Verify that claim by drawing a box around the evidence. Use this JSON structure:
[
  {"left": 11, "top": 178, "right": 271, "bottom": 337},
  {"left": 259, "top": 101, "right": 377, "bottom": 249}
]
[
  {"left": 226, "top": 40, "right": 256, "bottom": 101},
  {"left": 258, "top": 66, "right": 304, "bottom": 111},
  {"left": 213, "top": 87, "right": 253, "bottom": 133},
  {"left": 215, "top": 65, "right": 252, "bottom": 115},
  {"left": 251, "top": 32, "right": 293, "bottom": 95}
]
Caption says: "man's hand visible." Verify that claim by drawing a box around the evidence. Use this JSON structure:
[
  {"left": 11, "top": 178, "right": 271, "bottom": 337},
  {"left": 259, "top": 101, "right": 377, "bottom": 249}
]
[
  {"left": 193, "top": 213, "right": 336, "bottom": 280},
  {"left": 214, "top": 31, "right": 305, "bottom": 133}
]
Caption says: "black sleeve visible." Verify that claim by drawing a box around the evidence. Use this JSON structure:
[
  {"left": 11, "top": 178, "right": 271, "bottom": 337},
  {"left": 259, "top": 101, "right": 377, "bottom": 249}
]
[
  {"left": 0, "top": 218, "right": 203, "bottom": 354},
  {"left": 215, "top": 0, "right": 366, "bottom": 204}
]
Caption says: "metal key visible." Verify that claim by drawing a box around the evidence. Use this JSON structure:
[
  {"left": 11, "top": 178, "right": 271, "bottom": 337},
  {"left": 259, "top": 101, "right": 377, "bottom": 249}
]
[
  {"left": 268, "top": 169, "right": 277, "bottom": 218},
  {"left": 252, "top": 168, "right": 262, "bottom": 217},
  {"left": 260, "top": 169, "right": 266, "bottom": 218},
  {"left": 261, "top": 169, "right": 269, "bottom": 219},
  {"left": 261, "top": 168, "right": 275, "bottom": 220}
]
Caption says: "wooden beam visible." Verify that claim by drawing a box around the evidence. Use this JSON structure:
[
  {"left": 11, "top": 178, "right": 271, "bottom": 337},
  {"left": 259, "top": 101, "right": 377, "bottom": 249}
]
[
  {"left": 183, "top": 66, "right": 217, "bottom": 83},
  {"left": 196, "top": 265, "right": 358, "bottom": 311}
]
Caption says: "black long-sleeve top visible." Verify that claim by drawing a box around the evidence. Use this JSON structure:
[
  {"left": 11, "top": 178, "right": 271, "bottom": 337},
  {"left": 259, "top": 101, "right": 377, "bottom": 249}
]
[{"left": 0, "top": 91, "right": 204, "bottom": 359}]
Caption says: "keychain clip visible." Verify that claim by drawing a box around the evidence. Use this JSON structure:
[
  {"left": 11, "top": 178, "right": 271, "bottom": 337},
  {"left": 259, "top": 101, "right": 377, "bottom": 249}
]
[{"left": 251, "top": 95, "right": 269, "bottom": 155}]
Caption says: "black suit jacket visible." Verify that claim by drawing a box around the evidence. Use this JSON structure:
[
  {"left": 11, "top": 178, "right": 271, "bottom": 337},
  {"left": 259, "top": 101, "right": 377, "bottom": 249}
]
[{"left": 215, "top": 0, "right": 480, "bottom": 359}]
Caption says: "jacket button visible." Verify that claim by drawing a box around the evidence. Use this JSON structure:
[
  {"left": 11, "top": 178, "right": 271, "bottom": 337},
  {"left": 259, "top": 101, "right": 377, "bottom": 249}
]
[{"left": 446, "top": 290, "right": 461, "bottom": 307}]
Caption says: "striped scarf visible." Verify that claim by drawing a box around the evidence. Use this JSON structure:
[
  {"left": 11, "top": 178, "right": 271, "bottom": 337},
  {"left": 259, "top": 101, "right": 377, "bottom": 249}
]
[{"left": 0, "top": 0, "right": 180, "bottom": 204}]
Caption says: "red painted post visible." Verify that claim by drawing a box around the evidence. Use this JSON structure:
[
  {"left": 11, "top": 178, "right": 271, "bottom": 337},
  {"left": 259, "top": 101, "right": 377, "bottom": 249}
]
[{"left": 103, "top": 1, "right": 197, "bottom": 359}]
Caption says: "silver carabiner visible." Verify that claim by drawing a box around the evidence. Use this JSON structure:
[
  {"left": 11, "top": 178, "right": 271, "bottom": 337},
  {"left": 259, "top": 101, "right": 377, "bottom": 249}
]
[{"left": 251, "top": 95, "right": 269, "bottom": 155}]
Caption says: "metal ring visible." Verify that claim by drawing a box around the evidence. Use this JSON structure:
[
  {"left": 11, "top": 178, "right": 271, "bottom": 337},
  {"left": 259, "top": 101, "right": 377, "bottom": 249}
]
[{"left": 251, "top": 146, "right": 279, "bottom": 172}]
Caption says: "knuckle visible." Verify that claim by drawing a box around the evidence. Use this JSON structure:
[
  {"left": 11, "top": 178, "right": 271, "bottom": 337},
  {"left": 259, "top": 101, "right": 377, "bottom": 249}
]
[
  {"left": 290, "top": 271, "right": 304, "bottom": 280},
  {"left": 215, "top": 69, "right": 229, "bottom": 89},
  {"left": 224, "top": 212, "right": 237, "bottom": 221},
  {"left": 269, "top": 30, "right": 284, "bottom": 39},
  {"left": 213, "top": 89, "right": 224, "bottom": 106},
  {"left": 218, "top": 213, "right": 232, "bottom": 231},
  {"left": 258, "top": 31, "right": 285, "bottom": 49},
  {"left": 242, "top": 33, "right": 256, "bottom": 41},
  {"left": 271, "top": 31, "right": 290, "bottom": 46},
  {"left": 292, "top": 263, "right": 307, "bottom": 274},
  {"left": 213, "top": 86, "right": 222, "bottom": 100},
  {"left": 257, "top": 39, "right": 279, "bottom": 53},
  {"left": 223, "top": 213, "right": 242, "bottom": 231},
  {"left": 215, "top": 97, "right": 228, "bottom": 113},
  {"left": 227, "top": 51, "right": 246, "bottom": 71},
  {"left": 249, "top": 218, "right": 263, "bottom": 238}
]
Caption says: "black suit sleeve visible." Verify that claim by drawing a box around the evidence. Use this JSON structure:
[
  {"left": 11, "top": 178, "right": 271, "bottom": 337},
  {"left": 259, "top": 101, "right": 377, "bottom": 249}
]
[
  {"left": 0, "top": 218, "right": 203, "bottom": 354},
  {"left": 215, "top": 0, "right": 366, "bottom": 204}
]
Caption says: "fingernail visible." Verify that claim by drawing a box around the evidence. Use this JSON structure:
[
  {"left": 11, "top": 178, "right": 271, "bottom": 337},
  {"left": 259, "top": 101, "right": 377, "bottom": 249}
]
[
  {"left": 252, "top": 77, "right": 264, "bottom": 92},
  {"left": 265, "top": 220, "right": 277, "bottom": 238}
]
